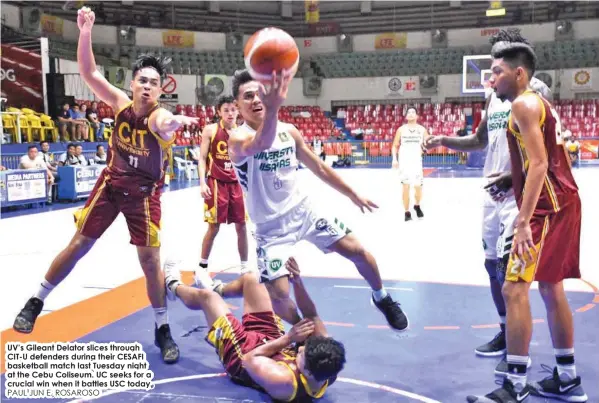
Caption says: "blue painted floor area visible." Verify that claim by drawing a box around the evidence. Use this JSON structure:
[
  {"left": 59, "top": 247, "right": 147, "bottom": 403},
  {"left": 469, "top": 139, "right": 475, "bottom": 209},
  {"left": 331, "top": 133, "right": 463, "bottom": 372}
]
[{"left": 4, "top": 274, "right": 598, "bottom": 402}]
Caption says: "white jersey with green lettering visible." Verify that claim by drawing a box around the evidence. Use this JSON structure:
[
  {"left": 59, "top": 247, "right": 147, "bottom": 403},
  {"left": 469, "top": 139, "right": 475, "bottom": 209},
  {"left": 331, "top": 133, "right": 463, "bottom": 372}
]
[
  {"left": 232, "top": 121, "right": 307, "bottom": 224},
  {"left": 483, "top": 92, "right": 512, "bottom": 178}
]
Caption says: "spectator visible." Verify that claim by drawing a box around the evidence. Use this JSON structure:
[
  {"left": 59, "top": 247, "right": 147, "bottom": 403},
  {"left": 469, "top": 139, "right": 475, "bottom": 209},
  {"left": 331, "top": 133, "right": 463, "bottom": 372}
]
[
  {"left": 74, "top": 144, "right": 88, "bottom": 165},
  {"left": 311, "top": 137, "right": 326, "bottom": 161},
  {"left": 182, "top": 124, "right": 192, "bottom": 138},
  {"left": 19, "top": 145, "right": 54, "bottom": 201},
  {"left": 86, "top": 101, "right": 105, "bottom": 141},
  {"left": 59, "top": 143, "right": 81, "bottom": 166},
  {"left": 564, "top": 130, "right": 580, "bottom": 165},
  {"left": 57, "top": 102, "right": 75, "bottom": 141},
  {"left": 187, "top": 137, "right": 200, "bottom": 164},
  {"left": 71, "top": 104, "right": 89, "bottom": 141},
  {"left": 93, "top": 144, "right": 107, "bottom": 165},
  {"left": 39, "top": 141, "right": 58, "bottom": 178},
  {"left": 0, "top": 165, "right": 7, "bottom": 171}
]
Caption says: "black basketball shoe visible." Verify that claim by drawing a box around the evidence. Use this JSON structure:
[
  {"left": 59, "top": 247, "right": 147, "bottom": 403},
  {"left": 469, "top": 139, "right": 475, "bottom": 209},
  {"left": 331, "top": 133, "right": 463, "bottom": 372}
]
[
  {"left": 155, "top": 324, "right": 180, "bottom": 364},
  {"left": 475, "top": 324, "right": 506, "bottom": 357},
  {"left": 467, "top": 378, "right": 532, "bottom": 402},
  {"left": 371, "top": 294, "right": 409, "bottom": 331},
  {"left": 414, "top": 205, "right": 424, "bottom": 219},
  {"left": 405, "top": 211, "right": 412, "bottom": 222},
  {"left": 529, "top": 365, "right": 588, "bottom": 402},
  {"left": 13, "top": 297, "right": 44, "bottom": 334}
]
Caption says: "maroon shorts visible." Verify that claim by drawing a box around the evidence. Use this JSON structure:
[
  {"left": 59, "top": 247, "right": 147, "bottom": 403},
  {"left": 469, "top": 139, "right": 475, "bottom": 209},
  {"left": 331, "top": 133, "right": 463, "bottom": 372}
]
[
  {"left": 74, "top": 173, "right": 162, "bottom": 247},
  {"left": 205, "top": 312, "right": 284, "bottom": 384},
  {"left": 506, "top": 195, "right": 581, "bottom": 283},
  {"left": 204, "top": 177, "right": 246, "bottom": 224}
]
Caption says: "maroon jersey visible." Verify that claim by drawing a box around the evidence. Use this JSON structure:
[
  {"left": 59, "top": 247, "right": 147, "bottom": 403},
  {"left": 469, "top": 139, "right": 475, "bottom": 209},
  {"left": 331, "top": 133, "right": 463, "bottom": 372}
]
[
  {"left": 507, "top": 92, "right": 579, "bottom": 215},
  {"left": 207, "top": 121, "right": 237, "bottom": 182},
  {"left": 106, "top": 102, "right": 174, "bottom": 194}
]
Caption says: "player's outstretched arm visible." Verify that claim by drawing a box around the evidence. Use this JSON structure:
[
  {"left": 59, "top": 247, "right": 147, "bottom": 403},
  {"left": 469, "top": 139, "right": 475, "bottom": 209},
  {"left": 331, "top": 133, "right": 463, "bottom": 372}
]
[
  {"left": 289, "top": 126, "right": 378, "bottom": 213},
  {"left": 149, "top": 109, "right": 199, "bottom": 141},
  {"left": 511, "top": 94, "right": 548, "bottom": 225},
  {"left": 286, "top": 257, "right": 328, "bottom": 337},
  {"left": 77, "top": 7, "right": 129, "bottom": 112},
  {"left": 427, "top": 96, "right": 492, "bottom": 152}
]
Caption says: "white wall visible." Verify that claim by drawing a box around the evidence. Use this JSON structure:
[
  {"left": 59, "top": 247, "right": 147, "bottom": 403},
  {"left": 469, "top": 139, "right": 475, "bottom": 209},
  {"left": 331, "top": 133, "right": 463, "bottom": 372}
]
[{"left": 2, "top": 4, "right": 21, "bottom": 29}]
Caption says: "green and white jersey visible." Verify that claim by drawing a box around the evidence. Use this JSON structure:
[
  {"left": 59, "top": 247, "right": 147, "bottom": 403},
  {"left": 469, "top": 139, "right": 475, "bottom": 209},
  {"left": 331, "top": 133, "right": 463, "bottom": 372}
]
[{"left": 232, "top": 121, "right": 307, "bottom": 224}]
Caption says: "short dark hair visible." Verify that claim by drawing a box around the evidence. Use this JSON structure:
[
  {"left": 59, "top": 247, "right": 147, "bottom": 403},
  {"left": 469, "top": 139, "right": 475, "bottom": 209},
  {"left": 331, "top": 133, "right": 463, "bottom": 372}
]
[
  {"left": 303, "top": 336, "right": 346, "bottom": 382},
  {"left": 217, "top": 95, "right": 235, "bottom": 110},
  {"left": 67, "top": 143, "right": 76, "bottom": 149},
  {"left": 40, "top": 140, "right": 49, "bottom": 146},
  {"left": 232, "top": 69, "right": 254, "bottom": 99},
  {"left": 490, "top": 29, "right": 537, "bottom": 79},
  {"left": 406, "top": 105, "right": 418, "bottom": 114},
  {"left": 96, "top": 144, "right": 104, "bottom": 151},
  {"left": 27, "top": 145, "right": 37, "bottom": 151},
  {"left": 132, "top": 54, "right": 170, "bottom": 81}
]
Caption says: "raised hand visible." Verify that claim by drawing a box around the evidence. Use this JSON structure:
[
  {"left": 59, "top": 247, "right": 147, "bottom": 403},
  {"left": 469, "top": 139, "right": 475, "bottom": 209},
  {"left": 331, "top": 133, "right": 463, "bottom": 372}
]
[
  {"left": 288, "top": 318, "right": 315, "bottom": 343},
  {"left": 258, "top": 71, "right": 293, "bottom": 112},
  {"left": 285, "top": 257, "right": 301, "bottom": 283},
  {"left": 77, "top": 7, "right": 95, "bottom": 33}
]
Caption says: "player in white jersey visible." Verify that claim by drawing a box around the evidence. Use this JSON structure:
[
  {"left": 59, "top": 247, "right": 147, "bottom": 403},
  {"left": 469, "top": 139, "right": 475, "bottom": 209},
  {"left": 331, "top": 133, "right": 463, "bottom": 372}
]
[
  {"left": 425, "top": 77, "right": 551, "bottom": 376},
  {"left": 215, "top": 69, "right": 408, "bottom": 332},
  {"left": 392, "top": 106, "right": 430, "bottom": 221}
]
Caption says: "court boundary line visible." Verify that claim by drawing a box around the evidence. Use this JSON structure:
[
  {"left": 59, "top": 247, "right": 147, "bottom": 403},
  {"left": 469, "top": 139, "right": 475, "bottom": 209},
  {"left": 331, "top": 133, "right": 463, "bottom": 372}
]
[{"left": 66, "top": 373, "right": 442, "bottom": 403}]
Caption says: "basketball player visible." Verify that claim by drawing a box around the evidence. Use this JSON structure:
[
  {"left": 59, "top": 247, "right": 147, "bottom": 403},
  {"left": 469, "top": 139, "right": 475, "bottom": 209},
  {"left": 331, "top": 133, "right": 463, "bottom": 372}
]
[
  {"left": 221, "top": 69, "right": 408, "bottom": 331},
  {"left": 12, "top": 7, "right": 198, "bottom": 364},
  {"left": 426, "top": 75, "right": 551, "bottom": 377},
  {"left": 164, "top": 257, "right": 345, "bottom": 401},
  {"left": 197, "top": 95, "right": 249, "bottom": 274},
  {"left": 467, "top": 30, "right": 587, "bottom": 403},
  {"left": 392, "top": 106, "right": 430, "bottom": 221}
]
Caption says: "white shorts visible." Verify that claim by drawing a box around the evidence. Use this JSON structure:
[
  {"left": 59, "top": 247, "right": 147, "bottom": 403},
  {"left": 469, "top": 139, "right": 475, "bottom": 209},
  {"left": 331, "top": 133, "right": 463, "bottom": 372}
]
[
  {"left": 254, "top": 199, "right": 350, "bottom": 283},
  {"left": 482, "top": 193, "right": 518, "bottom": 261},
  {"left": 399, "top": 162, "right": 423, "bottom": 186}
]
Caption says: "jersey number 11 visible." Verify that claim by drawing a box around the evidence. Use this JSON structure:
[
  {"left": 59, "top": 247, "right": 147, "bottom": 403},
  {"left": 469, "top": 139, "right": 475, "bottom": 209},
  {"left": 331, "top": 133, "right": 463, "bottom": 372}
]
[{"left": 129, "top": 155, "right": 139, "bottom": 168}]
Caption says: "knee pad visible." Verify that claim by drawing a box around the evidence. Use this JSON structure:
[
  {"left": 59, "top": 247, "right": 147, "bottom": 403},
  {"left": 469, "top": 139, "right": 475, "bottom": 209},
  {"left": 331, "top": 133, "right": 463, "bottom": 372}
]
[
  {"left": 496, "top": 255, "right": 509, "bottom": 286},
  {"left": 485, "top": 259, "right": 498, "bottom": 280}
]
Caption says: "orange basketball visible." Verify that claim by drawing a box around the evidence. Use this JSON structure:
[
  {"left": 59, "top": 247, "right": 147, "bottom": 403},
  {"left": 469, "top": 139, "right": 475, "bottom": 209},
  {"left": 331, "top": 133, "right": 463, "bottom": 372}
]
[{"left": 244, "top": 27, "right": 299, "bottom": 82}]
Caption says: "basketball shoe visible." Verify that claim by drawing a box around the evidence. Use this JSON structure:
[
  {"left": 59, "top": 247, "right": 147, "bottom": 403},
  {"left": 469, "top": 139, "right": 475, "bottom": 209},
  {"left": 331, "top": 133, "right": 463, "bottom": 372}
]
[
  {"left": 467, "top": 378, "right": 532, "bottom": 402},
  {"left": 371, "top": 294, "right": 409, "bottom": 331},
  {"left": 13, "top": 297, "right": 44, "bottom": 334},
  {"left": 529, "top": 365, "right": 588, "bottom": 402},
  {"left": 475, "top": 324, "right": 506, "bottom": 357}
]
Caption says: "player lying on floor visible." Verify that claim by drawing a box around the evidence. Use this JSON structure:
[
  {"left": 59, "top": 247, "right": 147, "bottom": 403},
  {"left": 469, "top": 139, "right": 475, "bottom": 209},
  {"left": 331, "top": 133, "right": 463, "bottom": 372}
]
[{"left": 163, "top": 257, "right": 346, "bottom": 402}]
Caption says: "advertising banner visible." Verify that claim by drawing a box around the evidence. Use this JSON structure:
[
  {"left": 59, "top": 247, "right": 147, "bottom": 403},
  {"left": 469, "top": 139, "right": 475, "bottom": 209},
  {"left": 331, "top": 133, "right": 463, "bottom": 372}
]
[{"left": 1, "top": 44, "right": 44, "bottom": 111}]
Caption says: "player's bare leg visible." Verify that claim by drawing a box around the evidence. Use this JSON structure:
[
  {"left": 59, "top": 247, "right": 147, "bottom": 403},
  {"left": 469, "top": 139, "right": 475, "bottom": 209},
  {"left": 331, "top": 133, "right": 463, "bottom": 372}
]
[
  {"left": 199, "top": 223, "right": 220, "bottom": 268},
  {"left": 402, "top": 184, "right": 412, "bottom": 221},
  {"left": 164, "top": 260, "right": 229, "bottom": 327},
  {"left": 538, "top": 281, "right": 574, "bottom": 349},
  {"left": 138, "top": 246, "right": 179, "bottom": 364},
  {"left": 502, "top": 281, "right": 533, "bottom": 356},
  {"left": 328, "top": 234, "right": 409, "bottom": 331},
  {"left": 13, "top": 233, "right": 96, "bottom": 334},
  {"left": 235, "top": 222, "right": 249, "bottom": 271},
  {"left": 414, "top": 185, "right": 424, "bottom": 218},
  {"left": 265, "top": 277, "right": 302, "bottom": 325}
]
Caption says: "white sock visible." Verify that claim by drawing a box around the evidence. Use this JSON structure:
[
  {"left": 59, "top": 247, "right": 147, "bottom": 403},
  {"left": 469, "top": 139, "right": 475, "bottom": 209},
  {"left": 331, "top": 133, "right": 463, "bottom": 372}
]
[
  {"left": 240, "top": 261, "right": 248, "bottom": 270},
  {"left": 33, "top": 280, "right": 55, "bottom": 301},
  {"left": 554, "top": 348, "right": 576, "bottom": 381},
  {"left": 154, "top": 307, "right": 168, "bottom": 327},
  {"left": 372, "top": 287, "right": 388, "bottom": 302},
  {"left": 506, "top": 354, "right": 529, "bottom": 391},
  {"left": 499, "top": 315, "right": 506, "bottom": 325}
]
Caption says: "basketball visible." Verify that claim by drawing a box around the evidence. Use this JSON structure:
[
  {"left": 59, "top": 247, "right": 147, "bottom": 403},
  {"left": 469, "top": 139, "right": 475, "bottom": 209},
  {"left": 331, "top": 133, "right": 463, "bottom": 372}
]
[{"left": 244, "top": 27, "right": 299, "bottom": 82}]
